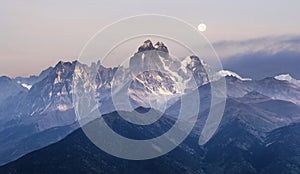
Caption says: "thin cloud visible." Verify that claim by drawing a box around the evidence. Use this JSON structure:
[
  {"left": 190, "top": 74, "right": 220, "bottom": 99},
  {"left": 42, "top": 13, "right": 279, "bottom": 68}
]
[
  {"left": 219, "top": 35, "right": 300, "bottom": 80},
  {"left": 213, "top": 35, "right": 300, "bottom": 59}
]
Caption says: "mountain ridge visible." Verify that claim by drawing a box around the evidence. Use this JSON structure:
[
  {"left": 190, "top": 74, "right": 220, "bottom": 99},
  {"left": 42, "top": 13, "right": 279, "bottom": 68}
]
[
  {"left": 0, "top": 40, "right": 300, "bottom": 173},
  {"left": 1, "top": 108, "right": 300, "bottom": 174}
]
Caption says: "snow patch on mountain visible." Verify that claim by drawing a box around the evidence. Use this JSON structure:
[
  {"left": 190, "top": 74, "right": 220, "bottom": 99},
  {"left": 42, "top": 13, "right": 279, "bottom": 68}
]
[
  {"left": 275, "top": 74, "right": 300, "bottom": 87},
  {"left": 17, "top": 81, "right": 32, "bottom": 90},
  {"left": 214, "top": 70, "right": 252, "bottom": 81}
]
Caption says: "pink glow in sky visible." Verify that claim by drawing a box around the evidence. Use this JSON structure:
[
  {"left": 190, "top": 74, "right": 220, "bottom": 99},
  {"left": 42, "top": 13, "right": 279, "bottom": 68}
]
[{"left": 1, "top": 0, "right": 300, "bottom": 77}]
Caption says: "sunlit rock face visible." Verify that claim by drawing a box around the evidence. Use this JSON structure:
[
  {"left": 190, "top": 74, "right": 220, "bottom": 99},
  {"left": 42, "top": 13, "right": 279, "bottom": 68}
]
[
  {"left": 0, "top": 40, "right": 210, "bottom": 131},
  {"left": 121, "top": 40, "right": 209, "bottom": 110},
  {"left": 69, "top": 40, "right": 209, "bottom": 114},
  {"left": 128, "top": 70, "right": 179, "bottom": 110},
  {"left": 129, "top": 40, "right": 208, "bottom": 90}
]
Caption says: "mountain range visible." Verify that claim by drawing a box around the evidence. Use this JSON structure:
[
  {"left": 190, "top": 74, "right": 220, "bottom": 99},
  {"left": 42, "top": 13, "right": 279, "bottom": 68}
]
[{"left": 0, "top": 40, "right": 300, "bottom": 173}]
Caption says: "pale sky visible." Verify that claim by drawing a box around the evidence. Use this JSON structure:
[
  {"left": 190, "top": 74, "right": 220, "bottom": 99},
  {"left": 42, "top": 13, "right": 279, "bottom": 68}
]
[{"left": 1, "top": 0, "right": 300, "bottom": 77}]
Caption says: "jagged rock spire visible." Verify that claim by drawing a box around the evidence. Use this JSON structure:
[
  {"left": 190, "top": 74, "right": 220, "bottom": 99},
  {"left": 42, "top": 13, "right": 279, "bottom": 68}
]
[{"left": 137, "top": 40, "right": 168, "bottom": 53}]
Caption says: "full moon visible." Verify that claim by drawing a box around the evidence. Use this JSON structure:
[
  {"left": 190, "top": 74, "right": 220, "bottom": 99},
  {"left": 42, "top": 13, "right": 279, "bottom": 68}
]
[{"left": 198, "top": 23, "right": 207, "bottom": 32}]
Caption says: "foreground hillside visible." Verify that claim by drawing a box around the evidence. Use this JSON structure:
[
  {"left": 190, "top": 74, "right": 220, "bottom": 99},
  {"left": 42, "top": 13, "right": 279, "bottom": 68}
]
[{"left": 1, "top": 108, "right": 300, "bottom": 174}]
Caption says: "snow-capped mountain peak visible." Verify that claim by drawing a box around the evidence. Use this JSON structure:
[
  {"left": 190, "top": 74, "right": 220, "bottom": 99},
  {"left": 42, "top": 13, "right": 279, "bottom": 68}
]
[
  {"left": 214, "top": 70, "right": 252, "bottom": 81},
  {"left": 275, "top": 74, "right": 300, "bottom": 87}
]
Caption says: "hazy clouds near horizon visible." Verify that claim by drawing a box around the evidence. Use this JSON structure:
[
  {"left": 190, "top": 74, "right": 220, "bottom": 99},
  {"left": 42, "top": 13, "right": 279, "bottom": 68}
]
[{"left": 1, "top": 0, "right": 300, "bottom": 77}]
